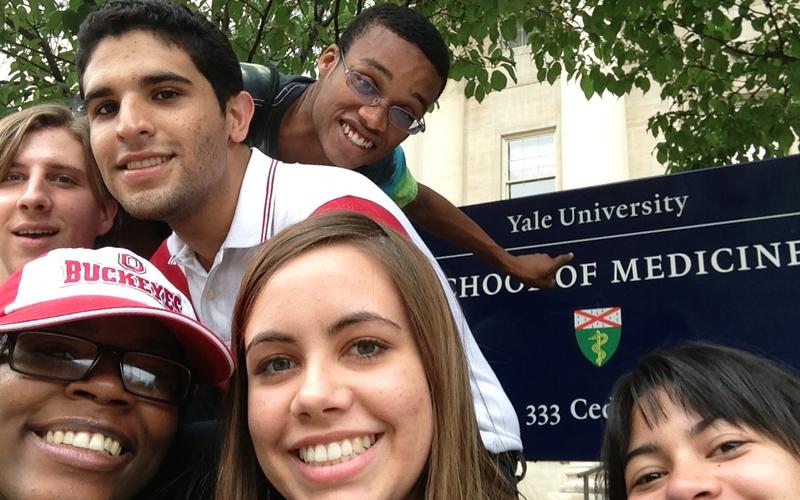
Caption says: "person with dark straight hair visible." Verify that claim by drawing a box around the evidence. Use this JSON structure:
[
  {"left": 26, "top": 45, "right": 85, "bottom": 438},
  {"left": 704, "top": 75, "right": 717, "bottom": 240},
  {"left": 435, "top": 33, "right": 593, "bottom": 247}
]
[
  {"left": 76, "top": 0, "right": 241, "bottom": 111},
  {"left": 76, "top": 0, "right": 524, "bottom": 487},
  {"left": 600, "top": 341, "right": 800, "bottom": 499}
]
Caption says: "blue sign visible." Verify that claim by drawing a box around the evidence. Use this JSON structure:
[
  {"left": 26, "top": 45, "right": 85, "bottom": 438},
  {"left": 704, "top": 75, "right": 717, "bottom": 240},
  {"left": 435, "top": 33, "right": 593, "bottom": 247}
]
[{"left": 419, "top": 155, "right": 800, "bottom": 460}]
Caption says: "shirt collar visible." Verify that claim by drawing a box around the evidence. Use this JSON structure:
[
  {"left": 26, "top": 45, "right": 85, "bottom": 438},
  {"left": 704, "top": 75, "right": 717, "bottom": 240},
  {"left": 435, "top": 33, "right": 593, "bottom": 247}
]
[{"left": 167, "top": 148, "right": 274, "bottom": 266}]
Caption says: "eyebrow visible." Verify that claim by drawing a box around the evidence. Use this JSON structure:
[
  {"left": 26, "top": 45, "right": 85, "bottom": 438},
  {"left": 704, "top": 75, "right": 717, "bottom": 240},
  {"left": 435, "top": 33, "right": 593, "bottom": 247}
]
[
  {"left": 625, "top": 443, "right": 659, "bottom": 464},
  {"left": 625, "top": 417, "right": 718, "bottom": 464},
  {"left": 362, "top": 57, "right": 393, "bottom": 80},
  {"left": 245, "top": 331, "right": 295, "bottom": 355},
  {"left": 83, "top": 71, "right": 193, "bottom": 105},
  {"left": 329, "top": 311, "right": 401, "bottom": 335},
  {"left": 245, "top": 311, "right": 401, "bottom": 354},
  {"left": 361, "top": 58, "right": 430, "bottom": 110},
  {"left": 9, "top": 162, "right": 87, "bottom": 176}
]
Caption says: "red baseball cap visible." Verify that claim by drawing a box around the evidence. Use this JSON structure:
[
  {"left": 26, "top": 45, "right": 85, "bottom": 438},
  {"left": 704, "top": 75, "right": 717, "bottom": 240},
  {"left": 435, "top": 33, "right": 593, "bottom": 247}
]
[{"left": 0, "top": 247, "right": 233, "bottom": 385}]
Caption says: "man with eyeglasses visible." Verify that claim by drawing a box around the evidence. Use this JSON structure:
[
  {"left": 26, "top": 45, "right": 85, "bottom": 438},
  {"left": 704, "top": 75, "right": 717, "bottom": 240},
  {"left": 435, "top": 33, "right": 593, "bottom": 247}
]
[
  {"left": 0, "top": 246, "right": 233, "bottom": 499},
  {"left": 242, "top": 3, "right": 572, "bottom": 289},
  {"left": 77, "top": 0, "right": 525, "bottom": 489}
]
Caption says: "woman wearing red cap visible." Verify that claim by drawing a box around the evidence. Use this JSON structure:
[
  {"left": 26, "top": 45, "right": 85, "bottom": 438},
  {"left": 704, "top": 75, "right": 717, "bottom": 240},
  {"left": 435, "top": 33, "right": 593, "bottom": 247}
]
[{"left": 0, "top": 246, "right": 233, "bottom": 499}]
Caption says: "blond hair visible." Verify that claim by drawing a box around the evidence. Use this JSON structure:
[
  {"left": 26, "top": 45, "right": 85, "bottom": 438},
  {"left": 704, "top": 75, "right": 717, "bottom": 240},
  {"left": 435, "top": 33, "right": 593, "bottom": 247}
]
[{"left": 0, "top": 103, "right": 112, "bottom": 207}]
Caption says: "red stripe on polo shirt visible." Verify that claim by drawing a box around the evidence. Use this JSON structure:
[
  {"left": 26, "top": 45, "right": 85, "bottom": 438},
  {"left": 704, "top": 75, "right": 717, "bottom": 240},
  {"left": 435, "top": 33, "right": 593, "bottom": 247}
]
[{"left": 311, "top": 196, "right": 408, "bottom": 237}]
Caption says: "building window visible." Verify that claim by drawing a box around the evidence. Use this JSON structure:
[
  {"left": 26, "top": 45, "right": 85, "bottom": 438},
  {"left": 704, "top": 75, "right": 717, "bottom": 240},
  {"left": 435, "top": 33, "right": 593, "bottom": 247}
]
[
  {"left": 505, "top": 132, "right": 556, "bottom": 199},
  {"left": 507, "top": 24, "right": 528, "bottom": 49}
]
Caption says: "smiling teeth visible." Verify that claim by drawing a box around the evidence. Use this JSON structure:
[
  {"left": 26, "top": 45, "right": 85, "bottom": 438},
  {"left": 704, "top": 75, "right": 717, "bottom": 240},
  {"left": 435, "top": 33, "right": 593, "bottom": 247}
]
[
  {"left": 299, "top": 434, "right": 376, "bottom": 465},
  {"left": 15, "top": 230, "right": 55, "bottom": 237},
  {"left": 45, "top": 430, "right": 123, "bottom": 456},
  {"left": 127, "top": 156, "right": 168, "bottom": 170},
  {"left": 341, "top": 122, "right": 374, "bottom": 149}
]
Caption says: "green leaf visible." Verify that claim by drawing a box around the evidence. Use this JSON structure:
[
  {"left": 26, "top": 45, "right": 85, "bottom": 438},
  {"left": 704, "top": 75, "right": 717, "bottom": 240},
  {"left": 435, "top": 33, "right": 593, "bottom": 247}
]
[
  {"left": 711, "top": 9, "right": 726, "bottom": 28},
  {"left": 275, "top": 6, "right": 291, "bottom": 24},
  {"left": 751, "top": 16, "right": 766, "bottom": 32},
  {"left": 776, "top": 126, "right": 795, "bottom": 152},
  {"left": 730, "top": 21, "right": 743, "bottom": 39},
  {"left": 656, "top": 147, "right": 668, "bottom": 164},
  {"left": 650, "top": 56, "right": 671, "bottom": 81},
  {"left": 490, "top": 70, "right": 508, "bottom": 91},
  {"left": 500, "top": 19, "right": 518, "bottom": 42},
  {"left": 470, "top": 22, "right": 487, "bottom": 40},
  {"left": 563, "top": 57, "right": 576, "bottom": 75},
  {"left": 636, "top": 76, "right": 651, "bottom": 93},
  {"left": 463, "top": 61, "right": 479, "bottom": 79},
  {"left": 580, "top": 76, "right": 594, "bottom": 98},
  {"left": 465, "top": 79, "right": 477, "bottom": 98},
  {"left": 713, "top": 54, "right": 728, "bottom": 72},
  {"left": 546, "top": 62, "right": 561, "bottom": 84},
  {"left": 502, "top": 62, "right": 518, "bottom": 84},
  {"left": 449, "top": 60, "right": 465, "bottom": 80},
  {"left": 228, "top": 1, "right": 244, "bottom": 23},
  {"left": 475, "top": 84, "right": 486, "bottom": 103},
  {"left": 62, "top": 10, "right": 84, "bottom": 35},
  {"left": 685, "top": 41, "right": 701, "bottom": 60},
  {"left": 789, "top": 65, "right": 800, "bottom": 95}
]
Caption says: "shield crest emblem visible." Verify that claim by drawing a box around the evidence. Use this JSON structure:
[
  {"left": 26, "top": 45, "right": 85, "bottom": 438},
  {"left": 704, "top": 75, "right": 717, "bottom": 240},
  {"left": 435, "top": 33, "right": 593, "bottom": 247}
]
[{"left": 574, "top": 307, "right": 621, "bottom": 367}]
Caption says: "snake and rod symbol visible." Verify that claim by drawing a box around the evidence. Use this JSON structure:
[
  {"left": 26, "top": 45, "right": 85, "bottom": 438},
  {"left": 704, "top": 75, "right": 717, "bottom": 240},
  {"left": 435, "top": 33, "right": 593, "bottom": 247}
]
[{"left": 588, "top": 330, "right": 608, "bottom": 365}]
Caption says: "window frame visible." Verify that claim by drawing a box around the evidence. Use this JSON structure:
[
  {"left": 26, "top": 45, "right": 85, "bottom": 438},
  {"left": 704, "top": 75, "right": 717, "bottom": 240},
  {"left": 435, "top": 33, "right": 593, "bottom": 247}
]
[{"left": 501, "top": 129, "right": 558, "bottom": 200}]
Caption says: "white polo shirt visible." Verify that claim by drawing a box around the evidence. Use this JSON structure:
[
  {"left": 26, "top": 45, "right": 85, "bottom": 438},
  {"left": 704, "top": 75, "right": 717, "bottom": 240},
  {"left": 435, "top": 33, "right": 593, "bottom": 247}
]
[{"left": 155, "top": 148, "right": 522, "bottom": 453}]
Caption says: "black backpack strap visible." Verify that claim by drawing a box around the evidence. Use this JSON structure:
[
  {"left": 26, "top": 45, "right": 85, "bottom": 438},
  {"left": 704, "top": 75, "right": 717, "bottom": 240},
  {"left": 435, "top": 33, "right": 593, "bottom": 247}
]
[{"left": 241, "top": 62, "right": 279, "bottom": 152}]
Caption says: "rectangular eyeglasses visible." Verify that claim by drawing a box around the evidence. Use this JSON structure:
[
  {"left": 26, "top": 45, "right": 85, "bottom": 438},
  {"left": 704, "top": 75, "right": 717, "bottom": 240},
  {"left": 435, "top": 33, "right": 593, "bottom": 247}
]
[{"left": 0, "top": 331, "right": 191, "bottom": 404}]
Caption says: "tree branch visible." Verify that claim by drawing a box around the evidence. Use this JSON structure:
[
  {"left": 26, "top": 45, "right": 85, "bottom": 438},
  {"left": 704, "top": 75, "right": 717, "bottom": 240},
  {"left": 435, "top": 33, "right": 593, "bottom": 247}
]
[
  {"left": 5, "top": 19, "right": 65, "bottom": 82},
  {"left": 0, "top": 44, "right": 54, "bottom": 75},
  {"left": 674, "top": 18, "right": 798, "bottom": 63},
  {"left": 0, "top": 49, "right": 51, "bottom": 77},
  {"left": 763, "top": 0, "right": 786, "bottom": 54},
  {"left": 297, "top": 0, "right": 326, "bottom": 67},
  {"left": 333, "top": 0, "right": 341, "bottom": 44},
  {"left": 246, "top": 0, "right": 276, "bottom": 62}
]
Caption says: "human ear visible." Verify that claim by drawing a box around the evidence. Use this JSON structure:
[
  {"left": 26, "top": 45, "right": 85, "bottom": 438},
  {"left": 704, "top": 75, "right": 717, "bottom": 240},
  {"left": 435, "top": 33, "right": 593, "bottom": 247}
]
[
  {"left": 317, "top": 44, "right": 340, "bottom": 79},
  {"left": 96, "top": 199, "right": 118, "bottom": 237},
  {"left": 226, "top": 91, "right": 255, "bottom": 144}
]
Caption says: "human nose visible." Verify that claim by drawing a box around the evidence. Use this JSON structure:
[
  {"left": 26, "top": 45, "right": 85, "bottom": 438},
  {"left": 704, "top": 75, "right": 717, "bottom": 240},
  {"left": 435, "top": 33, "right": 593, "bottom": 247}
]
[
  {"left": 115, "top": 98, "right": 155, "bottom": 141},
  {"left": 289, "top": 360, "right": 353, "bottom": 418},
  {"left": 17, "top": 174, "right": 52, "bottom": 212},
  {"left": 357, "top": 101, "right": 390, "bottom": 134},
  {"left": 64, "top": 354, "right": 136, "bottom": 408},
  {"left": 664, "top": 461, "right": 721, "bottom": 499}
]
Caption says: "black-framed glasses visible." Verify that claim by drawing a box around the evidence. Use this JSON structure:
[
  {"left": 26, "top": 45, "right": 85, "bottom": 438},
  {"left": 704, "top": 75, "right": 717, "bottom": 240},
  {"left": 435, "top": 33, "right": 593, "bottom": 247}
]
[
  {"left": 339, "top": 49, "right": 426, "bottom": 135},
  {"left": 0, "top": 331, "right": 191, "bottom": 404}
]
